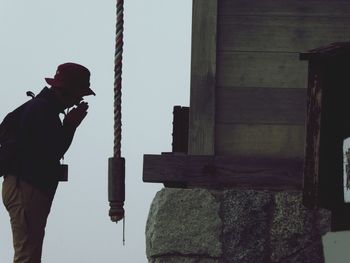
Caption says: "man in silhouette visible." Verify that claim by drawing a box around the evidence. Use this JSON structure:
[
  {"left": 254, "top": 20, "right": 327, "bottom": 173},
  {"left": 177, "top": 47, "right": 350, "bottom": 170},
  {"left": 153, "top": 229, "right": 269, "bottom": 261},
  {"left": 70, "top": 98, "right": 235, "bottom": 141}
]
[{"left": 2, "top": 62, "right": 95, "bottom": 262}]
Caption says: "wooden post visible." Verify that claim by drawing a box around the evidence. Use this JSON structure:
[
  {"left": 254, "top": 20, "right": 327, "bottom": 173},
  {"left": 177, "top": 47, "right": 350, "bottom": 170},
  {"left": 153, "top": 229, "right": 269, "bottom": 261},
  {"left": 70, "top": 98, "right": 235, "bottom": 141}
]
[
  {"left": 172, "top": 106, "right": 189, "bottom": 153},
  {"left": 188, "top": 0, "right": 218, "bottom": 155}
]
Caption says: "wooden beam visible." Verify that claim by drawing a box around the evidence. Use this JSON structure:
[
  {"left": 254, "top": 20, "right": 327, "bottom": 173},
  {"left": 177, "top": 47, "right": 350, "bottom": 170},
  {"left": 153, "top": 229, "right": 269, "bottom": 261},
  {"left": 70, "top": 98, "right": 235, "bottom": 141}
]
[
  {"left": 218, "top": 0, "right": 350, "bottom": 17},
  {"left": 217, "top": 15, "right": 350, "bottom": 53},
  {"left": 216, "top": 87, "right": 307, "bottom": 125},
  {"left": 215, "top": 124, "right": 306, "bottom": 159},
  {"left": 143, "top": 154, "right": 303, "bottom": 190},
  {"left": 188, "top": 0, "right": 218, "bottom": 155},
  {"left": 216, "top": 51, "right": 308, "bottom": 89}
]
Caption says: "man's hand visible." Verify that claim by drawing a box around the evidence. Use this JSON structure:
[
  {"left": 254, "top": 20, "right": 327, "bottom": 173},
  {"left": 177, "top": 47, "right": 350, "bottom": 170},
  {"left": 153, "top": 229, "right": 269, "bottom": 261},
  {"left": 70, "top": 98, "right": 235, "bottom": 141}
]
[{"left": 63, "top": 101, "right": 89, "bottom": 129}]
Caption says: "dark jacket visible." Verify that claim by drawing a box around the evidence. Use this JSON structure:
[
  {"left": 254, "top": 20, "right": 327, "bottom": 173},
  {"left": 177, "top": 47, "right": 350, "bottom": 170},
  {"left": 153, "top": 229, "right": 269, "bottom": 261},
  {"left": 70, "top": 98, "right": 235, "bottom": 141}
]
[{"left": 17, "top": 87, "right": 76, "bottom": 198}]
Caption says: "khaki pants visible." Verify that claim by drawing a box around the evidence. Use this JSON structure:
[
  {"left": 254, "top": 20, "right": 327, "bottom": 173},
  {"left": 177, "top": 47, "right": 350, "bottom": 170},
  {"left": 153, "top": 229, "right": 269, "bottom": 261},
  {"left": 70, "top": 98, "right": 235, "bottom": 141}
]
[{"left": 2, "top": 176, "right": 53, "bottom": 263}]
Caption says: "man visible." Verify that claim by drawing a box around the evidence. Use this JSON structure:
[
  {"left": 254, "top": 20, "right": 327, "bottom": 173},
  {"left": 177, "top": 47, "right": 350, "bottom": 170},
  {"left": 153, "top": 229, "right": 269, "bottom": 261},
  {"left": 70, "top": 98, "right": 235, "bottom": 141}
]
[{"left": 2, "top": 62, "right": 95, "bottom": 262}]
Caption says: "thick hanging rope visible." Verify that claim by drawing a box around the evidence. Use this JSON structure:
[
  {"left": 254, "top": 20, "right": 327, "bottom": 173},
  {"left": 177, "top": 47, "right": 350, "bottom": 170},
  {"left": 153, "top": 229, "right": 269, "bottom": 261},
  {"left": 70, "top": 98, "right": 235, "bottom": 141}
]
[
  {"left": 109, "top": 0, "right": 125, "bottom": 237},
  {"left": 114, "top": 0, "right": 124, "bottom": 158}
]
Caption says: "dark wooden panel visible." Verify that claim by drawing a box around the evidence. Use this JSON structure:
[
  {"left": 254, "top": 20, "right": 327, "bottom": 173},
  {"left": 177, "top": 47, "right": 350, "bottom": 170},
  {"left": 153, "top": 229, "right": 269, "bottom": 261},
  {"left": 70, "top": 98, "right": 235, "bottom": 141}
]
[
  {"left": 188, "top": 0, "right": 217, "bottom": 155},
  {"left": 172, "top": 106, "right": 189, "bottom": 153},
  {"left": 216, "top": 87, "right": 307, "bottom": 124},
  {"left": 219, "top": 0, "right": 350, "bottom": 17},
  {"left": 218, "top": 15, "right": 350, "bottom": 52},
  {"left": 217, "top": 51, "right": 308, "bottom": 88},
  {"left": 215, "top": 124, "right": 306, "bottom": 158},
  {"left": 143, "top": 154, "right": 303, "bottom": 189},
  {"left": 303, "top": 63, "right": 324, "bottom": 209}
]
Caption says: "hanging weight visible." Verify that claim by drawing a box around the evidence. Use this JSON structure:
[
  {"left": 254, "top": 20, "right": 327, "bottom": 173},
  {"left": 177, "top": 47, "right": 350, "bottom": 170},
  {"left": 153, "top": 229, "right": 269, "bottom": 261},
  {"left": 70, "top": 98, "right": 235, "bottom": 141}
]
[{"left": 108, "top": 156, "right": 125, "bottom": 222}]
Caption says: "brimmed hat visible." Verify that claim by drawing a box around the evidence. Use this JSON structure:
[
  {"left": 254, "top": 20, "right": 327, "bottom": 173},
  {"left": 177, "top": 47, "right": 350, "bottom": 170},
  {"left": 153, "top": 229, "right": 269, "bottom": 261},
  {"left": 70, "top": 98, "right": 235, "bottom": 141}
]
[{"left": 45, "top": 62, "right": 96, "bottom": 96}]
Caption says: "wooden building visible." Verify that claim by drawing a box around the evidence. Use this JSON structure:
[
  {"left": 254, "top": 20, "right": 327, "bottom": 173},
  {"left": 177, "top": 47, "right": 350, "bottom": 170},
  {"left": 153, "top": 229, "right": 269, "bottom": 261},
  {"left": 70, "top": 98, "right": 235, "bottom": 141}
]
[{"left": 143, "top": 0, "right": 350, "bottom": 226}]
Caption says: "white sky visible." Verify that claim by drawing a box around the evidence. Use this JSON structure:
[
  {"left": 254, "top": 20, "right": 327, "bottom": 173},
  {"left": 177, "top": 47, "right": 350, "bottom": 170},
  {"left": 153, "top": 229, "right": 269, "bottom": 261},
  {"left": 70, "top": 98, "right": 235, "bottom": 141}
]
[
  {"left": 1, "top": 1, "right": 350, "bottom": 263},
  {"left": 0, "top": 1, "right": 191, "bottom": 262}
]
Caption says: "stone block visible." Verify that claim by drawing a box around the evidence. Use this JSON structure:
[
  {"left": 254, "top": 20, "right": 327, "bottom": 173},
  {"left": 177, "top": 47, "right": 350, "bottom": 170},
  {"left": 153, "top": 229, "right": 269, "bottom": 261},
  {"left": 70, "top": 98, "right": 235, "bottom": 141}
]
[
  {"left": 270, "top": 191, "right": 330, "bottom": 262},
  {"left": 146, "top": 188, "right": 331, "bottom": 263},
  {"left": 220, "top": 190, "right": 274, "bottom": 263},
  {"left": 150, "top": 255, "right": 219, "bottom": 263},
  {"left": 146, "top": 188, "right": 222, "bottom": 259}
]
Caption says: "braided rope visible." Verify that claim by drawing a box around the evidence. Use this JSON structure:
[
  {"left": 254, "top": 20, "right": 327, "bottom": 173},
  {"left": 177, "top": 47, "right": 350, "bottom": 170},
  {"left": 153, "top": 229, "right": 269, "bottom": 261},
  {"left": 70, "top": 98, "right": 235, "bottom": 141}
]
[{"left": 114, "top": 0, "right": 124, "bottom": 158}]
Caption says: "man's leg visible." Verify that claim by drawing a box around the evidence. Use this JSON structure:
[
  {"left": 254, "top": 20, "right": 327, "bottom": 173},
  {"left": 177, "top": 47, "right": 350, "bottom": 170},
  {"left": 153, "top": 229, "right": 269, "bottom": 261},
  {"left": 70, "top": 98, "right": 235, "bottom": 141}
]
[{"left": 2, "top": 176, "right": 53, "bottom": 263}]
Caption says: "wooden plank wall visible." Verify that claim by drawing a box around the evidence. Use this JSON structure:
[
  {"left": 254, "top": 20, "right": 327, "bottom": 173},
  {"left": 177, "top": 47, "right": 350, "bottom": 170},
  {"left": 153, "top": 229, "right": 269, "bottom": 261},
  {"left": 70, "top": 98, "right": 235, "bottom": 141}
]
[
  {"left": 188, "top": 0, "right": 217, "bottom": 155},
  {"left": 216, "top": 0, "right": 350, "bottom": 158}
]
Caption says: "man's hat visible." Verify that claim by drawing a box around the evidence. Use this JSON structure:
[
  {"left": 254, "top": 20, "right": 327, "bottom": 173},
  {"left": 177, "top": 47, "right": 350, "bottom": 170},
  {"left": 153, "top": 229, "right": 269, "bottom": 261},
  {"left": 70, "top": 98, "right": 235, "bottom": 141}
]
[{"left": 45, "top": 62, "right": 96, "bottom": 96}]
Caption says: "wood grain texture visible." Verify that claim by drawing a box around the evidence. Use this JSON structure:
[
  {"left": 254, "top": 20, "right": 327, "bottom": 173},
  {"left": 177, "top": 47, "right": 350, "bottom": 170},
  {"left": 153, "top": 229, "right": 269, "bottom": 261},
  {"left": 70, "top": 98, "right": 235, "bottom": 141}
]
[
  {"left": 216, "top": 51, "right": 308, "bottom": 88},
  {"left": 216, "top": 87, "right": 307, "bottom": 125},
  {"left": 188, "top": 0, "right": 218, "bottom": 155},
  {"left": 218, "top": 15, "right": 350, "bottom": 53},
  {"left": 302, "top": 64, "right": 324, "bottom": 208},
  {"left": 218, "top": 0, "right": 350, "bottom": 17},
  {"left": 143, "top": 154, "right": 303, "bottom": 189},
  {"left": 215, "top": 124, "right": 306, "bottom": 158}
]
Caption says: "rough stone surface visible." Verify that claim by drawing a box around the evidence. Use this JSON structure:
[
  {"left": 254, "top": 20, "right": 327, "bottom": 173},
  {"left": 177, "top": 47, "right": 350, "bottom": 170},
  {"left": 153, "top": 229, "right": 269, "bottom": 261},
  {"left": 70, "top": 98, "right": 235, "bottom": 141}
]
[
  {"left": 149, "top": 256, "right": 219, "bottom": 263},
  {"left": 146, "top": 188, "right": 222, "bottom": 259},
  {"left": 221, "top": 190, "right": 274, "bottom": 263},
  {"left": 278, "top": 241, "right": 325, "bottom": 263},
  {"left": 146, "top": 188, "right": 331, "bottom": 263},
  {"left": 270, "top": 191, "right": 331, "bottom": 262},
  {"left": 317, "top": 209, "right": 332, "bottom": 236}
]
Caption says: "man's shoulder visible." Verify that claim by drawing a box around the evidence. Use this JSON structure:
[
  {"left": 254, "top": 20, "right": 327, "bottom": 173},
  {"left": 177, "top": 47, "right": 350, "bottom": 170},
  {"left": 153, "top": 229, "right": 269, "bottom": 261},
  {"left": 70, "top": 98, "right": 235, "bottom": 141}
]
[
  {"left": 20, "top": 96, "right": 55, "bottom": 123},
  {"left": 24, "top": 97, "right": 51, "bottom": 112}
]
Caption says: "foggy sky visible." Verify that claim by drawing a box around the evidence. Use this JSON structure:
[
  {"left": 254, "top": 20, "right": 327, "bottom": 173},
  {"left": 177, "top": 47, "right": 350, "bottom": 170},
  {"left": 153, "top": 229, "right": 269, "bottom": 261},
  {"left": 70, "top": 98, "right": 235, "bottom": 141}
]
[{"left": 0, "top": 1, "right": 191, "bottom": 262}]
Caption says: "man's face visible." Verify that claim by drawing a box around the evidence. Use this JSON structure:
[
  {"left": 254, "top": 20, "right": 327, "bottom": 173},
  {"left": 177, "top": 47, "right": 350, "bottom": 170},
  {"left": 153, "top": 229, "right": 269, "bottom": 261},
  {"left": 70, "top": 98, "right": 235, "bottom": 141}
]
[{"left": 62, "top": 86, "right": 85, "bottom": 108}]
